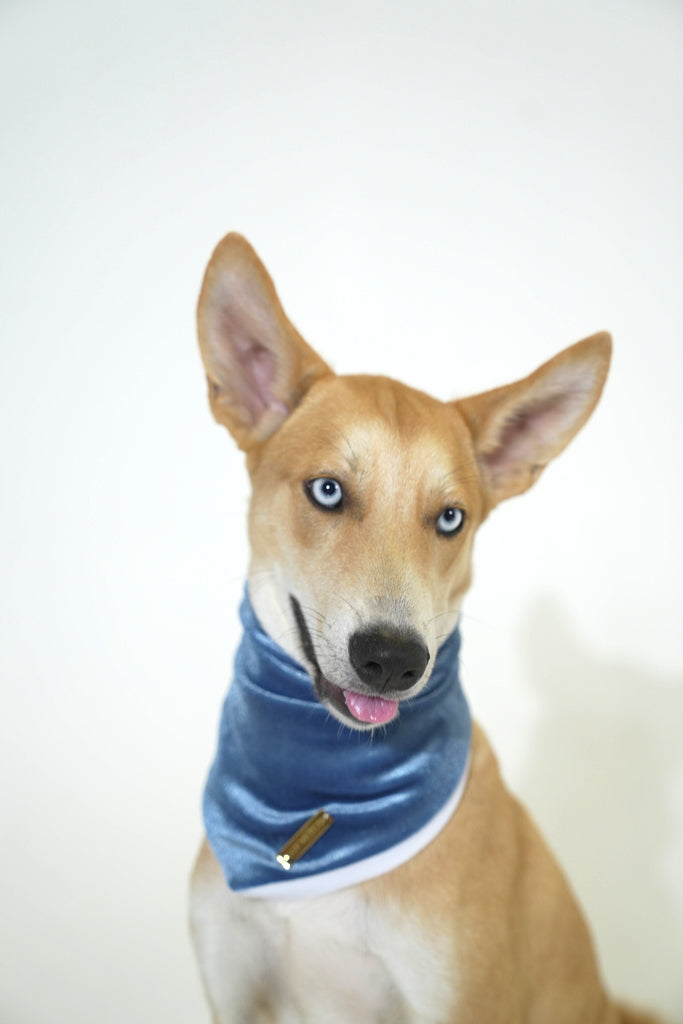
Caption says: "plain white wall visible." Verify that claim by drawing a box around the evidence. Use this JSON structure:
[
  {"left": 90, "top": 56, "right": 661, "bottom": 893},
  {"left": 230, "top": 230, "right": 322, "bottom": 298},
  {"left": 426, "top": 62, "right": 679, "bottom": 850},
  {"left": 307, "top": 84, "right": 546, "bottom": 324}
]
[{"left": 1, "top": 1, "right": 681, "bottom": 1021}]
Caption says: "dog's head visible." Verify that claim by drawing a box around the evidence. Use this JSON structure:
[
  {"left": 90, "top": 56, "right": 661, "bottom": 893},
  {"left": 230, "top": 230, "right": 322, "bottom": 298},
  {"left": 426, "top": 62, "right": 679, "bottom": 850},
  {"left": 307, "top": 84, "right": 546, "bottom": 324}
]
[{"left": 197, "top": 233, "right": 611, "bottom": 729}]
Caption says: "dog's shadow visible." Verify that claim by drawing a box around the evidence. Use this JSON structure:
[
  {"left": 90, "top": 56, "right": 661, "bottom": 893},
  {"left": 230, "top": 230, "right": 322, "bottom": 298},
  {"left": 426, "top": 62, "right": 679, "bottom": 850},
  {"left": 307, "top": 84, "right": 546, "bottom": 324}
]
[{"left": 516, "top": 595, "right": 683, "bottom": 1013}]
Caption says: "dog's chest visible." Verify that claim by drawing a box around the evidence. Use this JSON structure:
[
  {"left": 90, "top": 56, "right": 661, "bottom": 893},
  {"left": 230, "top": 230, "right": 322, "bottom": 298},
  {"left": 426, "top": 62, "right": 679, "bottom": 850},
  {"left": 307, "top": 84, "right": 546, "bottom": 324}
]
[{"left": 259, "top": 887, "right": 455, "bottom": 1023}]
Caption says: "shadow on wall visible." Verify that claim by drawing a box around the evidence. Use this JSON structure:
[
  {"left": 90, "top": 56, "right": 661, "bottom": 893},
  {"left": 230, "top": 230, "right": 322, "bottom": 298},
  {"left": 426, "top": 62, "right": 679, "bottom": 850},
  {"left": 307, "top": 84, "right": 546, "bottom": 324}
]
[{"left": 516, "top": 595, "right": 683, "bottom": 1019}]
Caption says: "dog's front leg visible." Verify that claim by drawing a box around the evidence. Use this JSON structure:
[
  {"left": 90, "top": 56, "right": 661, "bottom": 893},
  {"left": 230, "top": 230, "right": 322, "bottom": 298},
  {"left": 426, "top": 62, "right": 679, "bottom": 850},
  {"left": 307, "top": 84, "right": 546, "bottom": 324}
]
[{"left": 190, "top": 840, "right": 290, "bottom": 1024}]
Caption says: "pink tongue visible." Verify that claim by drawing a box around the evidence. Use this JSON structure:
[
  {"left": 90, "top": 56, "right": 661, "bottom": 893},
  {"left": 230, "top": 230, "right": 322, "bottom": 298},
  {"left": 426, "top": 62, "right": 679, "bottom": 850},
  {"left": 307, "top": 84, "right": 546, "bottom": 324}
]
[{"left": 344, "top": 690, "right": 398, "bottom": 724}]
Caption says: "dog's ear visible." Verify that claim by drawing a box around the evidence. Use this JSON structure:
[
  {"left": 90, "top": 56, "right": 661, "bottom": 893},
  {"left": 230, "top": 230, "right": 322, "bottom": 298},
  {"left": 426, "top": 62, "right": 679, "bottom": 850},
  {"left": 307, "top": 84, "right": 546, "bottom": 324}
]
[
  {"left": 197, "top": 233, "right": 333, "bottom": 451},
  {"left": 455, "top": 333, "right": 612, "bottom": 510}
]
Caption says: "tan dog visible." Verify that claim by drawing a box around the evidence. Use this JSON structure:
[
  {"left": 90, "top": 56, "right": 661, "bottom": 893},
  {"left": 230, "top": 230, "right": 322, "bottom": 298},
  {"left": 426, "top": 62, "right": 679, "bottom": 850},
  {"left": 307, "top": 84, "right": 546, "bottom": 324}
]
[{"left": 190, "top": 233, "right": 662, "bottom": 1024}]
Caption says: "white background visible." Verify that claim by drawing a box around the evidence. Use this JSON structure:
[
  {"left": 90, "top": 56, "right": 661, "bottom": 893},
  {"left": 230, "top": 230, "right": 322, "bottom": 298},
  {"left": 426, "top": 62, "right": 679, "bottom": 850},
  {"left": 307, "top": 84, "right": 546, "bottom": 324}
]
[{"left": 1, "top": 1, "right": 682, "bottom": 1021}]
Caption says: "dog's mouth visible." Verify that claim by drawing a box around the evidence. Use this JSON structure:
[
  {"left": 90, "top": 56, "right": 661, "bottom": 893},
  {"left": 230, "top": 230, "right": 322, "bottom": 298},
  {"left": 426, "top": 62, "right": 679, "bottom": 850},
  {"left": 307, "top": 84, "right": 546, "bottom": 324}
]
[{"left": 290, "top": 596, "right": 399, "bottom": 727}]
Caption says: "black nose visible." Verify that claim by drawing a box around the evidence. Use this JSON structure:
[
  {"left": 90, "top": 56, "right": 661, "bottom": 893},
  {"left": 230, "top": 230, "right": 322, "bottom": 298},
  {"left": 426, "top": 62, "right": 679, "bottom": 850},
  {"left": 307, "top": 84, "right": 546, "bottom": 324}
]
[{"left": 348, "top": 628, "right": 430, "bottom": 693}]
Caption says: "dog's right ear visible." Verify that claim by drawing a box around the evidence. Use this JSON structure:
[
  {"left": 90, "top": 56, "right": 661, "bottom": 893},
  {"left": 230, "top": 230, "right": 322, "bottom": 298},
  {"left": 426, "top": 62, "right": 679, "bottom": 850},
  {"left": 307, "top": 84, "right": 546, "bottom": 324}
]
[{"left": 197, "top": 233, "right": 332, "bottom": 451}]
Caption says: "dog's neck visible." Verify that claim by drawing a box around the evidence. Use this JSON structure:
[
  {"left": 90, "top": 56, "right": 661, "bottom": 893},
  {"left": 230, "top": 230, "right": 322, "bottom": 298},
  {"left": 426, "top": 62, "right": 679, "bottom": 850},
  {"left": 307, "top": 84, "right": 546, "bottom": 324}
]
[{"left": 203, "top": 590, "right": 471, "bottom": 900}]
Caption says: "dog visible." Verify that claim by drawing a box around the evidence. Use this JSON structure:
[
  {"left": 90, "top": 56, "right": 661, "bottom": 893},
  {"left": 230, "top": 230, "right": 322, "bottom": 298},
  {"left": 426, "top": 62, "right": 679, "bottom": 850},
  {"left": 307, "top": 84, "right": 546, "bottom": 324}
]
[{"left": 189, "top": 233, "right": 663, "bottom": 1024}]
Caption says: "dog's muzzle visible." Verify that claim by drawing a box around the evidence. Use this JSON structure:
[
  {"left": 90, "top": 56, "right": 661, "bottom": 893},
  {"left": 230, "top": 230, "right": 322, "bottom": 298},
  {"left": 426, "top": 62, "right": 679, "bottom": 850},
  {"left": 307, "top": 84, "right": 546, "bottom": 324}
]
[{"left": 290, "top": 595, "right": 430, "bottom": 727}]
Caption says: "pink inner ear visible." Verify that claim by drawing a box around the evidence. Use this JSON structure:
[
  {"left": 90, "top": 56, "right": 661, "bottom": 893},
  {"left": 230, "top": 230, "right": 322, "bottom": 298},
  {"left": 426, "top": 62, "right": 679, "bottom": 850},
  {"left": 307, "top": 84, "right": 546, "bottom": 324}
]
[
  {"left": 482, "top": 386, "right": 588, "bottom": 478},
  {"left": 233, "top": 335, "right": 289, "bottom": 423},
  {"left": 236, "top": 337, "right": 274, "bottom": 419},
  {"left": 213, "top": 293, "right": 291, "bottom": 426}
]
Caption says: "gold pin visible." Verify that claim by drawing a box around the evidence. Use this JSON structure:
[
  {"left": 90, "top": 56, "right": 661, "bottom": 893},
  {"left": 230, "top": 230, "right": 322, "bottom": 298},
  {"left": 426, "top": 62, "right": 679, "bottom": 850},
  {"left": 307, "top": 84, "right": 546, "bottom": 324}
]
[{"left": 276, "top": 810, "right": 335, "bottom": 870}]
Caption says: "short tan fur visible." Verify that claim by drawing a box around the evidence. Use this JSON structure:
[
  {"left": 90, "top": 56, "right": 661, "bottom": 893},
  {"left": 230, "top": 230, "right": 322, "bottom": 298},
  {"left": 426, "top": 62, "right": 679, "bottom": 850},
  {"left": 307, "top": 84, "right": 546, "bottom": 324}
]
[{"left": 190, "top": 233, "right": 663, "bottom": 1024}]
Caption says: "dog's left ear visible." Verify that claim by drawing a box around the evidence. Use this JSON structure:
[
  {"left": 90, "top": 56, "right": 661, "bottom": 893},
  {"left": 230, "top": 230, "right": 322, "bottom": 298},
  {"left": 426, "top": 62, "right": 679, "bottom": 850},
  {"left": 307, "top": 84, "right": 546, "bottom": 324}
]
[
  {"left": 197, "top": 233, "right": 333, "bottom": 451},
  {"left": 455, "top": 332, "right": 612, "bottom": 510}
]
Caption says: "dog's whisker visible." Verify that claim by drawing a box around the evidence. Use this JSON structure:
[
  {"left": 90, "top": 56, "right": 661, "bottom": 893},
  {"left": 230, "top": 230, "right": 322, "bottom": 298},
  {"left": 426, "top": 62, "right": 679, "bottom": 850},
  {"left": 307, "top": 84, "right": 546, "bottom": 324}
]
[{"left": 330, "top": 591, "right": 363, "bottom": 620}]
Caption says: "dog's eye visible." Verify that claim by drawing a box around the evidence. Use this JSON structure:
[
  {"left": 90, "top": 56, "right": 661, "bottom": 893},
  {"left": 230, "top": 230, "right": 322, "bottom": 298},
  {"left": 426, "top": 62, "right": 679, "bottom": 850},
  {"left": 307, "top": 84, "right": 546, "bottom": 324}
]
[
  {"left": 307, "top": 477, "right": 344, "bottom": 511},
  {"left": 436, "top": 507, "right": 465, "bottom": 536}
]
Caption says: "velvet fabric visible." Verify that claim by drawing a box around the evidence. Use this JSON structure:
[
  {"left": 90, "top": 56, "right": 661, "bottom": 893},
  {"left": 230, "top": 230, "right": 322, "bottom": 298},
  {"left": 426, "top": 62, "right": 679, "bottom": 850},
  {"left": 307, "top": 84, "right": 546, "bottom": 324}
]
[{"left": 203, "top": 591, "right": 471, "bottom": 897}]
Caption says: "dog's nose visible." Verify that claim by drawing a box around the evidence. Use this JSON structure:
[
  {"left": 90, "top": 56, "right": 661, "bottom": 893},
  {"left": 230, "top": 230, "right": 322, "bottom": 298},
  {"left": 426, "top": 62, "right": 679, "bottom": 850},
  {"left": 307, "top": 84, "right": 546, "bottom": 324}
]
[{"left": 348, "top": 628, "right": 429, "bottom": 693}]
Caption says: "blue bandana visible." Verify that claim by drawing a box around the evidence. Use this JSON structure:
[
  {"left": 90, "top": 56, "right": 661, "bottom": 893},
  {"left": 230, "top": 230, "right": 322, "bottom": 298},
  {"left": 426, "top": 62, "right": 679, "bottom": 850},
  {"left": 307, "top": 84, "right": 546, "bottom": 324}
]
[{"left": 203, "top": 592, "right": 471, "bottom": 899}]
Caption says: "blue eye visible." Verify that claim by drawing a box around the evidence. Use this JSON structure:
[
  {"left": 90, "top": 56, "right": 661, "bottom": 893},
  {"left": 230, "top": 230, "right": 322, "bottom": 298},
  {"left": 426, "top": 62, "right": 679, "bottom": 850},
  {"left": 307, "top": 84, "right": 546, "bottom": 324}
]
[
  {"left": 436, "top": 507, "right": 465, "bottom": 536},
  {"left": 307, "top": 478, "right": 344, "bottom": 510}
]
